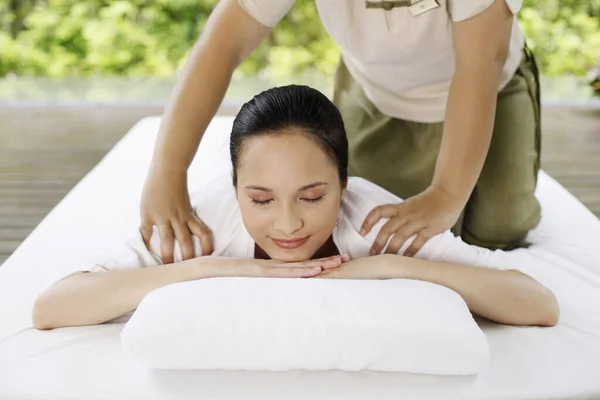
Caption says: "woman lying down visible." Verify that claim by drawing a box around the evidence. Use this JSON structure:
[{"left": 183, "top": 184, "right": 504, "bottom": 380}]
[{"left": 33, "top": 85, "right": 559, "bottom": 330}]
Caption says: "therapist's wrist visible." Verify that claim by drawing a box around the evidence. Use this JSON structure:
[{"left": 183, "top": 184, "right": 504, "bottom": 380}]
[{"left": 426, "top": 184, "right": 468, "bottom": 211}]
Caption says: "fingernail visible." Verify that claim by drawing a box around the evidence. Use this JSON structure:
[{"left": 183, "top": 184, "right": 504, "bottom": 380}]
[
  {"left": 312, "top": 267, "right": 322, "bottom": 271},
  {"left": 360, "top": 229, "right": 367, "bottom": 236}
]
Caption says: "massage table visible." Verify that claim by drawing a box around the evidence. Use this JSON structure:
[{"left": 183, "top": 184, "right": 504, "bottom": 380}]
[{"left": 1, "top": 116, "right": 599, "bottom": 399}]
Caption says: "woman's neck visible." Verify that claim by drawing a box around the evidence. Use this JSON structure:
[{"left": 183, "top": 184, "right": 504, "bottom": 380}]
[{"left": 254, "top": 235, "right": 340, "bottom": 260}]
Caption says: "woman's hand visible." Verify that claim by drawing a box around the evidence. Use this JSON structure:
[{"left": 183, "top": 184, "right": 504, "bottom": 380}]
[
  {"left": 361, "top": 186, "right": 463, "bottom": 258},
  {"left": 140, "top": 168, "right": 214, "bottom": 264},
  {"left": 314, "top": 254, "right": 402, "bottom": 280},
  {"left": 199, "top": 254, "right": 351, "bottom": 279}
]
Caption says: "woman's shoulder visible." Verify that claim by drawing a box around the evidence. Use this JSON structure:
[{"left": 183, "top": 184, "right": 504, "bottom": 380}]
[
  {"left": 189, "top": 174, "right": 249, "bottom": 256},
  {"left": 345, "top": 177, "right": 403, "bottom": 206},
  {"left": 110, "top": 175, "right": 246, "bottom": 270},
  {"left": 334, "top": 177, "right": 403, "bottom": 258},
  {"left": 340, "top": 177, "right": 507, "bottom": 270},
  {"left": 190, "top": 174, "right": 240, "bottom": 227},
  {"left": 341, "top": 177, "right": 403, "bottom": 227}
]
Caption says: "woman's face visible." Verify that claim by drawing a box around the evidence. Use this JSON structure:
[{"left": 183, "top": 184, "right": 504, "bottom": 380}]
[{"left": 235, "top": 130, "right": 345, "bottom": 262}]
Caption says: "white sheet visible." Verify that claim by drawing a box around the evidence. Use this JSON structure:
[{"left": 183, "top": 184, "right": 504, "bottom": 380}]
[{"left": 1, "top": 116, "right": 599, "bottom": 400}]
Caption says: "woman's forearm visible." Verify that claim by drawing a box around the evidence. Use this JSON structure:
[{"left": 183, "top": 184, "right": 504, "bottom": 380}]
[
  {"left": 32, "top": 259, "right": 201, "bottom": 330},
  {"left": 395, "top": 256, "right": 559, "bottom": 327}
]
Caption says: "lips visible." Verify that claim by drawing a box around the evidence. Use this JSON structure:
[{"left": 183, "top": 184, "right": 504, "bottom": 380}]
[{"left": 271, "top": 236, "right": 309, "bottom": 249}]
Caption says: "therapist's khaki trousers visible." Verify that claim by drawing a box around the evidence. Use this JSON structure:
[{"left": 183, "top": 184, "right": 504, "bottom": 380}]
[{"left": 333, "top": 47, "right": 542, "bottom": 251}]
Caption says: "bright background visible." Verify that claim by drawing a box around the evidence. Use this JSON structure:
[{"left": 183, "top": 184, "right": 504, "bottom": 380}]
[{"left": 0, "top": 0, "right": 599, "bottom": 102}]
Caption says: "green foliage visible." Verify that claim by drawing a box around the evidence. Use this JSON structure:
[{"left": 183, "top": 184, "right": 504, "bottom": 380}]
[
  {"left": 0, "top": 0, "right": 598, "bottom": 78},
  {"left": 519, "top": 0, "right": 600, "bottom": 76},
  {"left": 0, "top": 0, "right": 220, "bottom": 77}
]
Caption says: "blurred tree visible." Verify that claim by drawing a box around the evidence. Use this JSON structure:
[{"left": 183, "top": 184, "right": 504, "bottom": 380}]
[
  {"left": 520, "top": 0, "right": 600, "bottom": 76},
  {"left": 0, "top": 0, "right": 598, "bottom": 78}
]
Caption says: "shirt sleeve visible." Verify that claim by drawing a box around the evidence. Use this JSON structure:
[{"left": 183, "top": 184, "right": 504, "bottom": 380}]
[
  {"left": 410, "top": 230, "right": 510, "bottom": 271},
  {"left": 86, "top": 227, "right": 203, "bottom": 273},
  {"left": 237, "top": 0, "right": 296, "bottom": 27},
  {"left": 344, "top": 177, "right": 513, "bottom": 271},
  {"left": 448, "top": 0, "right": 522, "bottom": 22}
]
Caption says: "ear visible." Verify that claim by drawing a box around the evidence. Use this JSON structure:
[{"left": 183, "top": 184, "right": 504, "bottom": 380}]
[
  {"left": 231, "top": 171, "right": 240, "bottom": 198},
  {"left": 341, "top": 178, "right": 348, "bottom": 196}
]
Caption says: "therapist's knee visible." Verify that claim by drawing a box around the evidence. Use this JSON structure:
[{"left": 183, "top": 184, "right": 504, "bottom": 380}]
[{"left": 461, "top": 193, "right": 542, "bottom": 251}]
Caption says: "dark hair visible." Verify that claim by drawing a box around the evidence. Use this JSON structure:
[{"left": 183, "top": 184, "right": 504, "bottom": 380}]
[{"left": 230, "top": 85, "right": 348, "bottom": 186}]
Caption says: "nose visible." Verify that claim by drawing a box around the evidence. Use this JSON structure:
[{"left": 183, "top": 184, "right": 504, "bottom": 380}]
[{"left": 273, "top": 203, "right": 304, "bottom": 237}]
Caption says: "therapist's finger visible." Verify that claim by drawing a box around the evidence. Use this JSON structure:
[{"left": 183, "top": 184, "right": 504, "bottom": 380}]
[
  {"left": 187, "top": 216, "right": 214, "bottom": 256},
  {"left": 173, "top": 221, "right": 195, "bottom": 261},
  {"left": 403, "top": 231, "right": 433, "bottom": 258},
  {"left": 158, "top": 223, "right": 175, "bottom": 264},
  {"left": 369, "top": 217, "right": 407, "bottom": 255},
  {"left": 361, "top": 204, "right": 400, "bottom": 236},
  {"left": 140, "top": 223, "right": 154, "bottom": 248},
  {"left": 385, "top": 222, "right": 420, "bottom": 254}
]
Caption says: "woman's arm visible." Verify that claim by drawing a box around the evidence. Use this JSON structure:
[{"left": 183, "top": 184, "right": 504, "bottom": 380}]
[
  {"left": 318, "top": 254, "right": 559, "bottom": 327},
  {"left": 32, "top": 255, "right": 345, "bottom": 330},
  {"left": 32, "top": 259, "right": 202, "bottom": 330},
  {"left": 397, "top": 255, "right": 559, "bottom": 327}
]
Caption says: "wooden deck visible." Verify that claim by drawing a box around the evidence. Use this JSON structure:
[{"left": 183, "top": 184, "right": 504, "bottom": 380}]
[{"left": 1, "top": 103, "right": 599, "bottom": 266}]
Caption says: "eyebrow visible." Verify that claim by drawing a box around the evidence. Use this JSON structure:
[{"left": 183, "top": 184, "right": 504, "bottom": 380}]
[{"left": 244, "top": 182, "right": 329, "bottom": 193}]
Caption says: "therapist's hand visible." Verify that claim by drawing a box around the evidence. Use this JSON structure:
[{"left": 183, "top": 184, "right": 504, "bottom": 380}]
[
  {"left": 140, "top": 168, "right": 214, "bottom": 264},
  {"left": 361, "top": 186, "right": 463, "bottom": 257}
]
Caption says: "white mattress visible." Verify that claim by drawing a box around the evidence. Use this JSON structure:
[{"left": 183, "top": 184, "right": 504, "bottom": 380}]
[{"left": 1, "top": 116, "right": 600, "bottom": 400}]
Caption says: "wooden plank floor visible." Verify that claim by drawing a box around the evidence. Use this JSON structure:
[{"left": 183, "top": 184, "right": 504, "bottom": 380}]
[{"left": 1, "top": 103, "right": 599, "bottom": 266}]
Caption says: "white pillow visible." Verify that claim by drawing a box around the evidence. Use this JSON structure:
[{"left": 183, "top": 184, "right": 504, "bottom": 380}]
[{"left": 120, "top": 277, "right": 489, "bottom": 375}]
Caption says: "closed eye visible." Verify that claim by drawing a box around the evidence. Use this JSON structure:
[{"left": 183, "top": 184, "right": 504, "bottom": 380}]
[
  {"left": 251, "top": 196, "right": 324, "bottom": 206},
  {"left": 302, "top": 195, "right": 325, "bottom": 203},
  {"left": 250, "top": 199, "right": 273, "bottom": 206}
]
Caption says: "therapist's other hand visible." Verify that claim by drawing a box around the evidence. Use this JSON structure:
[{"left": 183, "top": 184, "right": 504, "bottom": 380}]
[
  {"left": 141, "top": 168, "right": 214, "bottom": 264},
  {"left": 361, "top": 186, "right": 462, "bottom": 257}
]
